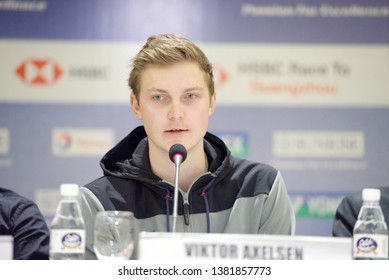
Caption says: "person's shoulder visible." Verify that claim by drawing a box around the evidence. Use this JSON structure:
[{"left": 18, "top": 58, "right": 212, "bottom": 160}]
[
  {"left": 341, "top": 187, "right": 389, "bottom": 207},
  {"left": 230, "top": 156, "right": 278, "bottom": 175},
  {"left": 335, "top": 190, "right": 363, "bottom": 215},
  {"left": 82, "top": 175, "right": 132, "bottom": 198},
  {"left": 84, "top": 176, "right": 109, "bottom": 187},
  {"left": 0, "top": 187, "right": 32, "bottom": 206},
  {"left": 0, "top": 188, "right": 43, "bottom": 224},
  {"left": 0, "top": 187, "right": 22, "bottom": 198},
  {"left": 228, "top": 157, "right": 280, "bottom": 195},
  {"left": 84, "top": 175, "right": 129, "bottom": 188},
  {"left": 344, "top": 190, "right": 363, "bottom": 203}
]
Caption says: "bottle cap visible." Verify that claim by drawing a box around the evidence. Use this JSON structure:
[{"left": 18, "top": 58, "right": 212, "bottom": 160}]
[
  {"left": 362, "top": 188, "right": 381, "bottom": 202},
  {"left": 60, "top": 184, "right": 79, "bottom": 197}
]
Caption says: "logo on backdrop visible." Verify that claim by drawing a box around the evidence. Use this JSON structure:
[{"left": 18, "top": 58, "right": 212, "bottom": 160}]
[
  {"left": 52, "top": 128, "right": 114, "bottom": 157},
  {"left": 289, "top": 193, "right": 346, "bottom": 219},
  {"left": 0, "top": 128, "right": 10, "bottom": 155},
  {"left": 0, "top": 128, "right": 12, "bottom": 168},
  {"left": 0, "top": 0, "right": 47, "bottom": 12},
  {"left": 212, "top": 64, "right": 229, "bottom": 89},
  {"left": 15, "top": 58, "right": 63, "bottom": 85},
  {"left": 56, "top": 133, "right": 72, "bottom": 150},
  {"left": 216, "top": 131, "right": 249, "bottom": 158},
  {"left": 271, "top": 130, "right": 367, "bottom": 171}
]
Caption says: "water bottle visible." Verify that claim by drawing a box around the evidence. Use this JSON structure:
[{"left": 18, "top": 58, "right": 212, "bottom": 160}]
[
  {"left": 353, "top": 188, "right": 388, "bottom": 260},
  {"left": 49, "top": 184, "right": 86, "bottom": 260}
]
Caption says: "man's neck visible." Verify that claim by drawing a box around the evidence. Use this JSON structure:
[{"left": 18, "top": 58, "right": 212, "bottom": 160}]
[{"left": 149, "top": 145, "right": 208, "bottom": 192}]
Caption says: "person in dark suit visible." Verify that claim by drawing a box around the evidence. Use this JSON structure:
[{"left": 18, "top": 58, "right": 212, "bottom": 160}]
[
  {"left": 0, "top": 187, "right": 49, "bottom": 259},
  {"left": 332, "top": 186, "right": 389, "bottom": 237}
]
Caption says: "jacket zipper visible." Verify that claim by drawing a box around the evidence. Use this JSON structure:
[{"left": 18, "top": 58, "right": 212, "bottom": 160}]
[
  {"left": 181, "top": 172, "right": 212, "bottom": 230},
  {"left": 183, "top": 192, "right": 190, "bottom": 227},
  {"left": 164, "top": 172, "right": 212, "bottom": 231}
]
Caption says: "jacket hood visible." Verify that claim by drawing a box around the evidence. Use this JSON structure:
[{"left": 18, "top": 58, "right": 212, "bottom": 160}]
[{"left": 100, "top": 126, "right": 231, "bottom": 184}]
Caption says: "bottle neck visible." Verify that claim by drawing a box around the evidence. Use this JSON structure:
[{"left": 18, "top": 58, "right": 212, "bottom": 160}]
[
  {"left": 362, "top": 200, "right": 380, "bottom": 207},
  {"left": 358, "top": 200, "right": 385, "bottom": 222},
  {"left": 56, "top": 195, "right": 82, "bottom": 215},
  {"left": 61, "top": 195, "right": 78, "bottom": 200}
]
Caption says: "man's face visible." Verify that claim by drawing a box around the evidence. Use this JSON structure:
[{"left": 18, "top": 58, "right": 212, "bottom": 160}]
[{"left": 131, "top": 61, "right": 216, "bottom": 156}]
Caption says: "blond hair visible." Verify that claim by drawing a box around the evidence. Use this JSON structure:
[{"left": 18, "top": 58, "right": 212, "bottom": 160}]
[{"left": 128, "top": 34, "right": 215, "bottom": 102}]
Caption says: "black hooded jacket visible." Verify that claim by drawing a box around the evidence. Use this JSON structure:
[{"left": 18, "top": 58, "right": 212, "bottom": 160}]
[
  {"left": 81, "top": 126, "right": 295, "bottom": 259},
  {"left": 0, "top": 188, "right": 49, "bottom": 259}
]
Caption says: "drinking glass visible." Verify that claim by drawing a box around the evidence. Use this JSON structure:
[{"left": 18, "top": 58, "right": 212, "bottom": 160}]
[{"left": 93, "top": 211, "right": 134, "bottom": 260}]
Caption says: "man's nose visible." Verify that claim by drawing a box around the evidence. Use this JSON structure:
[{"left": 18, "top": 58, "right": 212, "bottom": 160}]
[{"left": 167, "top": 100, "right": 185, "bottom": 120}]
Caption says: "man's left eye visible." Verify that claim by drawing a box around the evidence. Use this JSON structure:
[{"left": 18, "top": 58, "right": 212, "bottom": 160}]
[{"left": 187, "top": 94, "right": 197, "bottom": 99}]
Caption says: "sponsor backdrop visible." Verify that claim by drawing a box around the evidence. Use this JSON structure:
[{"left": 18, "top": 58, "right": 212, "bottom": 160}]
[{"left": 1, "top": 0, "right": 389, "bottom": 236}]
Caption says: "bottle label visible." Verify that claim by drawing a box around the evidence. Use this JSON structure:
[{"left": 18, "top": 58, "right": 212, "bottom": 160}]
[
  {"left": 50, "top": 229, "right": 86, "bottom": 254},
  {"left": 353, "top": 234, "right": 388, "bottom": 259}
]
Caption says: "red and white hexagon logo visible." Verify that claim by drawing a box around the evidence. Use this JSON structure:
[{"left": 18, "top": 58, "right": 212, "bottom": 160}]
[{"left": 15, "top": 58, "right": 63, "bottom": 85}]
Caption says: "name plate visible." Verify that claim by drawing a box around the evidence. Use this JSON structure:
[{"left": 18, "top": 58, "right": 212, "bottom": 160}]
[
  {"left": 138, "top": 232, "right": 352, "bottom": 260},
  {"left": 0, "top": 236, "right": 13, "bottom": 260}
]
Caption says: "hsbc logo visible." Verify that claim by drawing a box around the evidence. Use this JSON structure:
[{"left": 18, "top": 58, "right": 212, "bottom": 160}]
[{"left": 15, "top": 58, "right": 63, "bottom": 85}]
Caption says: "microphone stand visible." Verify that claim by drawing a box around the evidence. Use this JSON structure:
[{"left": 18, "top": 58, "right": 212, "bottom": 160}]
[
  {"left": 168, "top": 143, "right": 187, "bottom": 233},
  {"left": 172, "top": 156, "right": 181, "bottom": 233}
]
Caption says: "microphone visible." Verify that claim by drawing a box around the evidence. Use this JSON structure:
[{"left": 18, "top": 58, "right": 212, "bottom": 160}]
[
  {"left": 169, "top": 143, "right": 187, "bottom": 165},
  {"left": 169, "top": 144, "right": 187, "bottom": 233}
]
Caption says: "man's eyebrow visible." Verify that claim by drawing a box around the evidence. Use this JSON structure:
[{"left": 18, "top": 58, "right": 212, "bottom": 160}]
[
  {"left": 146, "top": 86, "right": 205, "bottom": 93},
  {"left": 145, "top": 88, "right": 168, "bottom": 94},
  {"left": 184, "top": 86, "right": 204, "bottom": 92}
]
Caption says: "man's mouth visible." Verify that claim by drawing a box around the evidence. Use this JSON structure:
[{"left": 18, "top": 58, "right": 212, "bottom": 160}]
[{"left": 165, "top": 129, "right": 188, "bottom": 133}]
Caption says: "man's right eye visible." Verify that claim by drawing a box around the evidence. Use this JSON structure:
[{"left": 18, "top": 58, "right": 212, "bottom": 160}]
[{"left": 152, "top": 95, "right": 163, "bottom": 101}]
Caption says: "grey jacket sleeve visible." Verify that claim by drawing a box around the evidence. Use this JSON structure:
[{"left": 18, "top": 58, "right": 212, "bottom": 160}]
[
  {"left": 222, "top": 171, "right": 295, "bottom": 235},
  {"left": 258, "top": 171, "right": 296, "bottom": 235},
  {"left": 80, "top": 187, "right": 105, "bottom": 260}
]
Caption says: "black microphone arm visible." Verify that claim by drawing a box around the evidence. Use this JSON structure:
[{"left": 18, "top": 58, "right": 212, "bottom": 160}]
[{"left": 169, "top": 144, "right": 187, "bottom": 232}]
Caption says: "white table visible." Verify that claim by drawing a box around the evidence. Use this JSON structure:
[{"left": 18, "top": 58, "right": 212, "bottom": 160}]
[
  {"left": 0, "top": 235, "right": 13, "bottom": 260},
  {"left": 138, "top": 232, "right": 352, "bottom": 260}
]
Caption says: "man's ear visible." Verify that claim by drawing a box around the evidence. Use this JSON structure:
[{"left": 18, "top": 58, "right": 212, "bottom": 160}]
[
  {"left": 209, "top": 92, "right": 217, "bottom": 116},
  {"left": 130, "top": 94, "right": 142, "bottom": 120}
]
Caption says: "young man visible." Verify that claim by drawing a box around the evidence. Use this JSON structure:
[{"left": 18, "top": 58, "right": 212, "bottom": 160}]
[
  {"left": 80, "top": 34, "right": 295, "bottom": 259},
  {"left": 0, "top": 187, "right": 49, "bottom": 259}
]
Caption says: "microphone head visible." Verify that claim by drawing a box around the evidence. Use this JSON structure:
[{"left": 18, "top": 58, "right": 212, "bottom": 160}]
[{"left": 169, "top": 144, "right": 187, "bottom": 164}]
